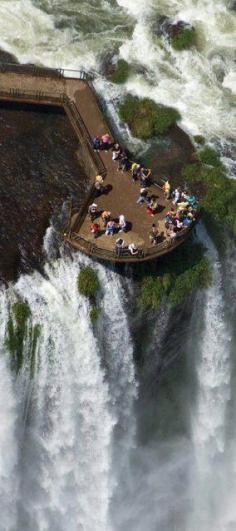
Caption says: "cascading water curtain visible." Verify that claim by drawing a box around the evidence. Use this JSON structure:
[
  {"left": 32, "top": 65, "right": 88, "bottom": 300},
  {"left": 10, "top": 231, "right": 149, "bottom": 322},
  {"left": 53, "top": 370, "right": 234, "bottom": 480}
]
[{"left": 0, "top": 253, "right": 137, "bottom": 531}]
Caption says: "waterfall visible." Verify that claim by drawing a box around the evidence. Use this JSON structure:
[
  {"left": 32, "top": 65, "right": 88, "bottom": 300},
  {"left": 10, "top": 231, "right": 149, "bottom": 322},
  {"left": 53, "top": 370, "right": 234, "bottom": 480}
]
[
  {"left": 189, "top": 225, "right": 232, "bottom": 530},
  {"left": 0, "top": 253, "right": 136, "bottom": 531},
  {"left": 0, "top": 291, "right": 19, "bottom": 531}
]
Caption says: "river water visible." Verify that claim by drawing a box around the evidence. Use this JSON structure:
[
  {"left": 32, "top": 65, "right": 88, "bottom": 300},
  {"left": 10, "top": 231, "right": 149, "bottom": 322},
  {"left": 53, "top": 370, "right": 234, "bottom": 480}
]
[{"left": 0, "top": 1, "right": 235, "bottom": 530}]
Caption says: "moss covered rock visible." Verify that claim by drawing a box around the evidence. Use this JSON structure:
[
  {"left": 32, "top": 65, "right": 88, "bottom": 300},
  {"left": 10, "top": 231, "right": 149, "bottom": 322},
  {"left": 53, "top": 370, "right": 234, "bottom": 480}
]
[
  {"left": 90, "top": 306, "right": 101, "bottom": 323},
  {"left": 182, "top": 146, "right": 236, "bottom": 242},
  {"left": 77, "top": 266, "right": 100, "bottom": 298},
  {"left": 12, "top": 300, "right": 31, "bottom": 326},
  {"left": 171, "top": 24, "right": 196, "bottom": 51},
  {"left": 198, "top": 146, "right": 223, "bottom": 168},
  {"left": 193, "top": 135, "right": 205, "bottom": 145},
  {"left": 110, "top": 59, "right": 129, "bottom": 84},
  {"left": 6, "top": 300, "right": 31, "bottom": 373},
  {"left": 119, "top": 95, "right": 180, "bottom": 139},
  {"left": 138, "top": 241, "right": 211, "bottom": 309}
]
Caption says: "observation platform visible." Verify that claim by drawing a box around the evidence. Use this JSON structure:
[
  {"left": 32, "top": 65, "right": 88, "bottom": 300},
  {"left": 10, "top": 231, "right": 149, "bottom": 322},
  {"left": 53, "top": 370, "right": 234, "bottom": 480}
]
[{"left": 0, "top": 63, "right": 196, "bottom": 263}]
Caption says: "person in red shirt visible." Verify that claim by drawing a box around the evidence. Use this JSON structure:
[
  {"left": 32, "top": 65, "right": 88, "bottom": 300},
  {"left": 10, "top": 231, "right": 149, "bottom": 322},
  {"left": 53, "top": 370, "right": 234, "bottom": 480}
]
[{"left": 90, "top": 222, "right": 100, "bottom": 238}]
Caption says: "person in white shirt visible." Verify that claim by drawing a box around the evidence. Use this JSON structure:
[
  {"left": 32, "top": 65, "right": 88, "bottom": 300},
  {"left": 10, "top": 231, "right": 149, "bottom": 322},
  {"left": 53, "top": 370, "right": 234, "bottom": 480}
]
[{"left": 128, "top": 243, "right": 138, "bottom": 255}]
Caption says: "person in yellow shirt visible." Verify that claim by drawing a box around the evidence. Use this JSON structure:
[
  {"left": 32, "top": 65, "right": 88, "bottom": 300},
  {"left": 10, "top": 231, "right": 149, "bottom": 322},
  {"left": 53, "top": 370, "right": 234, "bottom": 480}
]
[
  {"left": 163, "top": 179, "right": 171, "bottom": 199},
  {"left": 131, "top": 163, "right": 141, "bottom": 182}
]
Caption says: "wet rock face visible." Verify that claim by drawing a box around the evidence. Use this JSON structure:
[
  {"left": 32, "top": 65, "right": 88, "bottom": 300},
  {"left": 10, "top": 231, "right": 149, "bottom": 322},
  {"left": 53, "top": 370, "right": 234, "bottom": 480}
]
[
  {"left": 0, "top": 49, "right": 18, "bottom": 64},
  {"left": 151, "top": 15, "right": 170, "bottom": 37},
  {"left": 0, "top": 101, "right": 89, "bottom": 283}
]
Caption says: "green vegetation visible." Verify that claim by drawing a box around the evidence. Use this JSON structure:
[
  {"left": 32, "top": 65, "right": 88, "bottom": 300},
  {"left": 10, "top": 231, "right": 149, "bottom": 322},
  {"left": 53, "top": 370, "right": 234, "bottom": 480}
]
[
  {"left": 5, "top": 299, "right": 41, "bottom": 377},
  {"left": 171, "top": 26, "right": 196, "bottom": 51},
  {"left": 90, "top": 305, "right": 101, "bottom": 323},
  {"left": 77, "top": 267, "right": 101, "bottom": 325},
  {"left": 198, "top": 146, "right": 223, "bottom": 168},
  {"left": 12, "top": 300, "right": 30, "bottom": 326},
  {"left": 193, "top": 135, "right": 205, "bottom": 145},
  {"left": 110, "top": 59, "right": 129, "bottom": 84},
  {"left": 29, "top": 324, "right": 41, "bottom": 379},
  {"left": 6, "top": 300, "right": 31, "bottom": 373},
  {"left": 182, "top": 146, "right": 236, "bottom": 241},
  {"left": 119, "top": 95, "right": 180, "bottom": 139},
  {"left": 137, "top": 241, "right": 211, "bottom": 309},
  {"left": 77, "top": 266, "right": 100, "bottom": 298}
]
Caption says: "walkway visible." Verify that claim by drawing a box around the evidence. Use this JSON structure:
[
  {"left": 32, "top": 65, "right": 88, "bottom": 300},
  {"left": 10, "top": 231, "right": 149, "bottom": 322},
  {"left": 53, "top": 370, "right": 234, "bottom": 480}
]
[{"left": 0, "top": 64, "right": 193, "bottom": 262}]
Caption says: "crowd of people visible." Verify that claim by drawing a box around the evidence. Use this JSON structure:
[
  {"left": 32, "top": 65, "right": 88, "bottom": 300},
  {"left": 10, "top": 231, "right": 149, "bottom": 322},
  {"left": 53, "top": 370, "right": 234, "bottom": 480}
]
[
  {"left": 87, "top": 133, "right": 199, "bottom": 256},
  {"left": 164, "top": 187, "right": 198, "bottom": 242}
]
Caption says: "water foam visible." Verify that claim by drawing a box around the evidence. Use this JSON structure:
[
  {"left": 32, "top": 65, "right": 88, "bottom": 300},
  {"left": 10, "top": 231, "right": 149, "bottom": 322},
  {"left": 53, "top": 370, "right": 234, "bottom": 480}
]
[
  {"left": 189, "top": 224, "right": 232, "bottom": 530},
  {"left": 0, "top": 291, "right": 19, "bottom": 531},
  {"left": 8, "top": 255, "right": 115, "bottom": 531},
  {"left": 0, "top": 252, "right": 138, "bottom": 531}
]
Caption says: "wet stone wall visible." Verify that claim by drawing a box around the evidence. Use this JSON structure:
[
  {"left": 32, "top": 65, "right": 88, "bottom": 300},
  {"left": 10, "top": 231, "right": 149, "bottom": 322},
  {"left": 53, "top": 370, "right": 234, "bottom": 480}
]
[{"left": 0, "top": 101, "right": 89, "bottom": 283}]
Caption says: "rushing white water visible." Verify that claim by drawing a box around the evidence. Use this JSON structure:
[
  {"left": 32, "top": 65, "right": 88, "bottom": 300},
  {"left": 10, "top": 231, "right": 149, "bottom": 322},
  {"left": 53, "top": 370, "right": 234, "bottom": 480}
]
[
  {"left": 0, "top": 292, "right": 19, "bottom": 531},
  {"left": 189, "top": 225, "right": 232, "bottom": 531},
  {"left": 0, "top": 0, "right": 235, "bottom": 529},
  {"left": 0, "top": 0, "right": 235, "bottom": 148},
  {"left": 0, "top": 254, "right": 137, "bottom": 531}
]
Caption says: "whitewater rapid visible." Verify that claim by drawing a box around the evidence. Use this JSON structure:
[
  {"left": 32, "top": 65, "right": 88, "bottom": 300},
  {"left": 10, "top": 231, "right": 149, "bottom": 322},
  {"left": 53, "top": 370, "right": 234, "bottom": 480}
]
[{"left": 0, "top": 0, "right": 235, "bottom": 151}]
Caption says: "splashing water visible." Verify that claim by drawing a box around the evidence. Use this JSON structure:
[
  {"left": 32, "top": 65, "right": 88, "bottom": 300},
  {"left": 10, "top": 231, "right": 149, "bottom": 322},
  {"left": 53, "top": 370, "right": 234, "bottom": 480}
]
[
  {"left": 189, "top": 225, "right": 232, "bottom": 531},
  {"left": 0, "top": 292, "right": 19, "bottom": 531},
  {"left": 0, "top": 0, "right": 235, "bottom": 148},
  {"left": 0, "top": 253, "right": 137, "bottom": 531},
  {"left": 0, "top": 0, "right": 235, "bottom": 528}
]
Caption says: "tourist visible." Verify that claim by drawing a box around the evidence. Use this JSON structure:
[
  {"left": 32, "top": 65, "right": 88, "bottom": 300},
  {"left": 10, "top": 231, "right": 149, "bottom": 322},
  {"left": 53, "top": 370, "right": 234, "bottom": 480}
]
[
  {"left": 176, "top": 218, "right": 183, "bottom": 230},
  {"left": 163, "top": 179, "right": 171, "bottom": 199},
  {"left": 137, "top": 187, "right": 149, "bottom": 204},
  {"left": 105, "top": 220, "right": 116, "bottom": 235},
  {"left": 176, "top": 200, "right": 189, "bottom": 211},
  {"left": 114, "top": 238, "right": 125, "bottom": 254},
  {"left": 131, "top": 162, "right": 141, "bottom": 182},
  {"left": 140, "top": 167, "right": 151, "bottom": 187},
  {"left": 118, "top": 152, "right": 129, "bottom": 172},
  {"left": 168, "top": 227, "right": 178, "bottom": 242},
  {"left": 186, "top": 194, "right": 198, "bottom": 208},
  {"left": 90, "top": 222, "right": 100, "bottom": 238},
  {"left": 128, "top": 243, "right": 138, "bottom": 255},
  {"left": 187, "top": 207, "right": 196, "bottom": 220},
  {"left": 118, "top": 214, "right": 127, "bottom": 232},
  {"left": 101, "top": 210, "right": 111, "bottom": 227},
  {"left": 149, "top": 223, "right": 159, "bottom": 245},
  {"left": 172, "top": 187, "right": 182, "bottom": 205},
  {"left": 165, "top": 209, "right": 176, "bottom": 229},
  {"left": 182, "top": 217, "right": 192, "bottom": 227},
  {"left": 94, "top": 174, "right": 104, "bottom": 196},
  {"left": 92, "top": 135, "right": 101, "bottom": 151},
  {"left": 95, "top": 174, "right": 104, "bottom": 185},
  {"left": 146, "top": 197, "right": 158, "bottom": 216},
  {"left": 101, "top": 133, "right": 111, "bottom": 151},
  {"left": 112, "top": 143, "right": 122, "bottom": 161},
  {"left": 88, "top": 203, "right": 98, "bottom": 221}
]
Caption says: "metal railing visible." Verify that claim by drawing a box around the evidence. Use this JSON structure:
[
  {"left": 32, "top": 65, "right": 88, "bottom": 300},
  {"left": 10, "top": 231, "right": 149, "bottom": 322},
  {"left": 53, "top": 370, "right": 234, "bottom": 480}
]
[
  {"left": 64, "top": 96, "right": 106, "bottom": 178},
  {"left": 68, "top": 225, "right": 193, "bottom": 261},
  {"left": 0, "top": 84, "right": 107, "bottom": 247},
  {"left": 0, "top": 62, "right": 92, "bottom": 80},
  {"left": 0, "top": 88, "right": 105, "bottom": 179}
]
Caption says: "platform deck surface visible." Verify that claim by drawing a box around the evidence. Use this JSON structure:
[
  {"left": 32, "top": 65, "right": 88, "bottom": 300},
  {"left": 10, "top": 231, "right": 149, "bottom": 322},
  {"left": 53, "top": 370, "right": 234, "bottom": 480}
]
[{"left": 0, "top": 69, "right": 186, "bottom": 259}]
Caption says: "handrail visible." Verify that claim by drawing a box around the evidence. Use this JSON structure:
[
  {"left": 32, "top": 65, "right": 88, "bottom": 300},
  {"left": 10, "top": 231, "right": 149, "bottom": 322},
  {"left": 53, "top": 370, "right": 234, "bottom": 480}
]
[
  {"left": 0, "top": 89, "right": 104, "bottom": 180},
  {"left": 68, "top": 225, "right": 193, "bottom": 261},
  {"left": 0, "top": 62, "right": 93, "bottom": 80},
  {"left": 0, "top": 86, "right": 106, "bottom": 242},
  {"left": 64, "top": 96, "right": 106, "bottom": 178}
]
